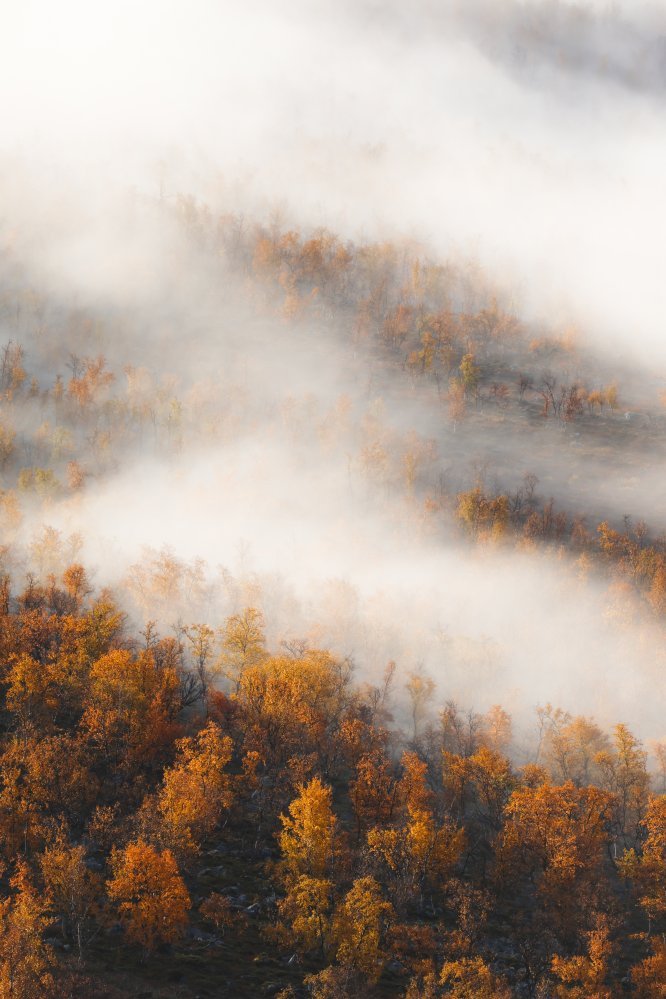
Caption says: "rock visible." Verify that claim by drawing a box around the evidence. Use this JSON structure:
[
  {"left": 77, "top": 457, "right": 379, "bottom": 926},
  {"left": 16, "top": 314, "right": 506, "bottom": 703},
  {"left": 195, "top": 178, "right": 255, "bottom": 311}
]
[
  {"left": 188, "top": 927, "right": 218, "bottom": 942},
  {"left": 206, "top": 844, "right": 228, "bottom": 856}
]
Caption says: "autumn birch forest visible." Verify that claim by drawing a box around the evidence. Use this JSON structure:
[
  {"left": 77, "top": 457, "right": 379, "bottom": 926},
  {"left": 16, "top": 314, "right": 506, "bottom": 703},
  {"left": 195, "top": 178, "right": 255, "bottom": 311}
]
[{"left": 1, "top": 1, "right": 666, "bottom": 996}]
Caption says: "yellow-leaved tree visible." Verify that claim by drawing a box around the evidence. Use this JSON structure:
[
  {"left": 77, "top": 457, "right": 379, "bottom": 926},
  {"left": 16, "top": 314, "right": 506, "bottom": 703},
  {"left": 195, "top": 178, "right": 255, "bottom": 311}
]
[
  {"left": 439, "top": 956, "right": 512, "bottom": 998},
  {"left": 279, "top": 777, "right": 337, "bottom": 881},
  {"left": 219, "top": 607, "right": 267, "bottom": 693},
  {"left": 40, "top": 833, "right": 101, "bottom": 960},
  {"left": 619, "top": 794, "right": 666, "bottom": 934},
  {"left": 333, "top": 876, "right": 394, "bottom": 984},
  {"left": 276, "top": 875, "right": 334, "bottom": 959}
]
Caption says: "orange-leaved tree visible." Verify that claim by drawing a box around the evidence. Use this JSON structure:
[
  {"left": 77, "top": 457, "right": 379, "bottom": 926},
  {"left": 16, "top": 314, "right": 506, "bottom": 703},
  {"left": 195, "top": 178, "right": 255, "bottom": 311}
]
[
  {"left": 496, "top": 779, "right": 614, "bottom": 941},
  {"left": 106, "top": 839, "right": 189, "bottom": 953},
  {"left": 367, "top": 751, "right": 465, "bottom": 910},
  {"left": 550, "top": 915, "right": 613, "bottom": 998},
  {"left": 156, "top": 721, "right": 233, "bottom": 857},
  {"left": 0, "top": 860, "right": 56, "bottom": 998}
]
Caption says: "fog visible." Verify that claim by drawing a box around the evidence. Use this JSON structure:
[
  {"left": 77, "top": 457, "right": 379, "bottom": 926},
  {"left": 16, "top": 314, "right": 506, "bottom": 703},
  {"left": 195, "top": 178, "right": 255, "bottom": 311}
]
[
  {"left": 0, "top": 0, "right": 665, "bottom": 747},
  {"left": 3, "top": 0, "right": 666, "bottom": 361}
]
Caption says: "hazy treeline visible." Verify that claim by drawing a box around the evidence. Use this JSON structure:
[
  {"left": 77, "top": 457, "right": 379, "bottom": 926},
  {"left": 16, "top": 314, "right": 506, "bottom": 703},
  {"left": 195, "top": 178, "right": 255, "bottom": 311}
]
[{"left": 0, "top": 198, "right": 665, "bottom": 748}]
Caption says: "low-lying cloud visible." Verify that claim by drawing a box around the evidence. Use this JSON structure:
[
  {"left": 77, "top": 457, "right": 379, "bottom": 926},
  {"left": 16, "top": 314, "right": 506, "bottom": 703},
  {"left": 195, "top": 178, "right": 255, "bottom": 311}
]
[{"left": 0, "top": 0, "right": 664, "bottom": 749}]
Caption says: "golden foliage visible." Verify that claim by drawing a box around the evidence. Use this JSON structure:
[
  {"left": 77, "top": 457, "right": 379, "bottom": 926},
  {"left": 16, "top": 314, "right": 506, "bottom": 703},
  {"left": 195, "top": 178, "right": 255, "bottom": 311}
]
[
  {"left": 277, "top": 875, "right": 334, "bottom": 957},
  {"left": 107, "top": 839, "right": 189, "bottom": 952},
  {"left": 279, "top": 777, "right": 337, "bottom": 880},
  {"left": 332, "top": 876, "right": 394, "bottom": 983},
  {"left": 157, "top": 721, "right": 233, "bottom": 856},
  {"left": 440, "top": 956, "right": 511, "bottom": 998},
  {"left": 619, "top": 794, "right": 666, "bottom": 927},
  {"left": 0, "top": 861, "right": 56, "bottom": 999},
  {"left": 551, "top": 915, "right": 613, "bottom": 998}
]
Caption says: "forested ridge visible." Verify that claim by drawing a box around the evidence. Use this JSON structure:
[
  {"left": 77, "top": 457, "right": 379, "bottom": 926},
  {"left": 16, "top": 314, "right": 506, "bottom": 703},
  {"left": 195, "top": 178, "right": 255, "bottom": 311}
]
[
  {"left": 0, "top": 200, "right": 662, "bottom": 997},
  {"left": 3, "top": 201, "right": 666, "bottom": 627},
  {"left": 0, "top": 573, "right": 660, "bottom": 997}
]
